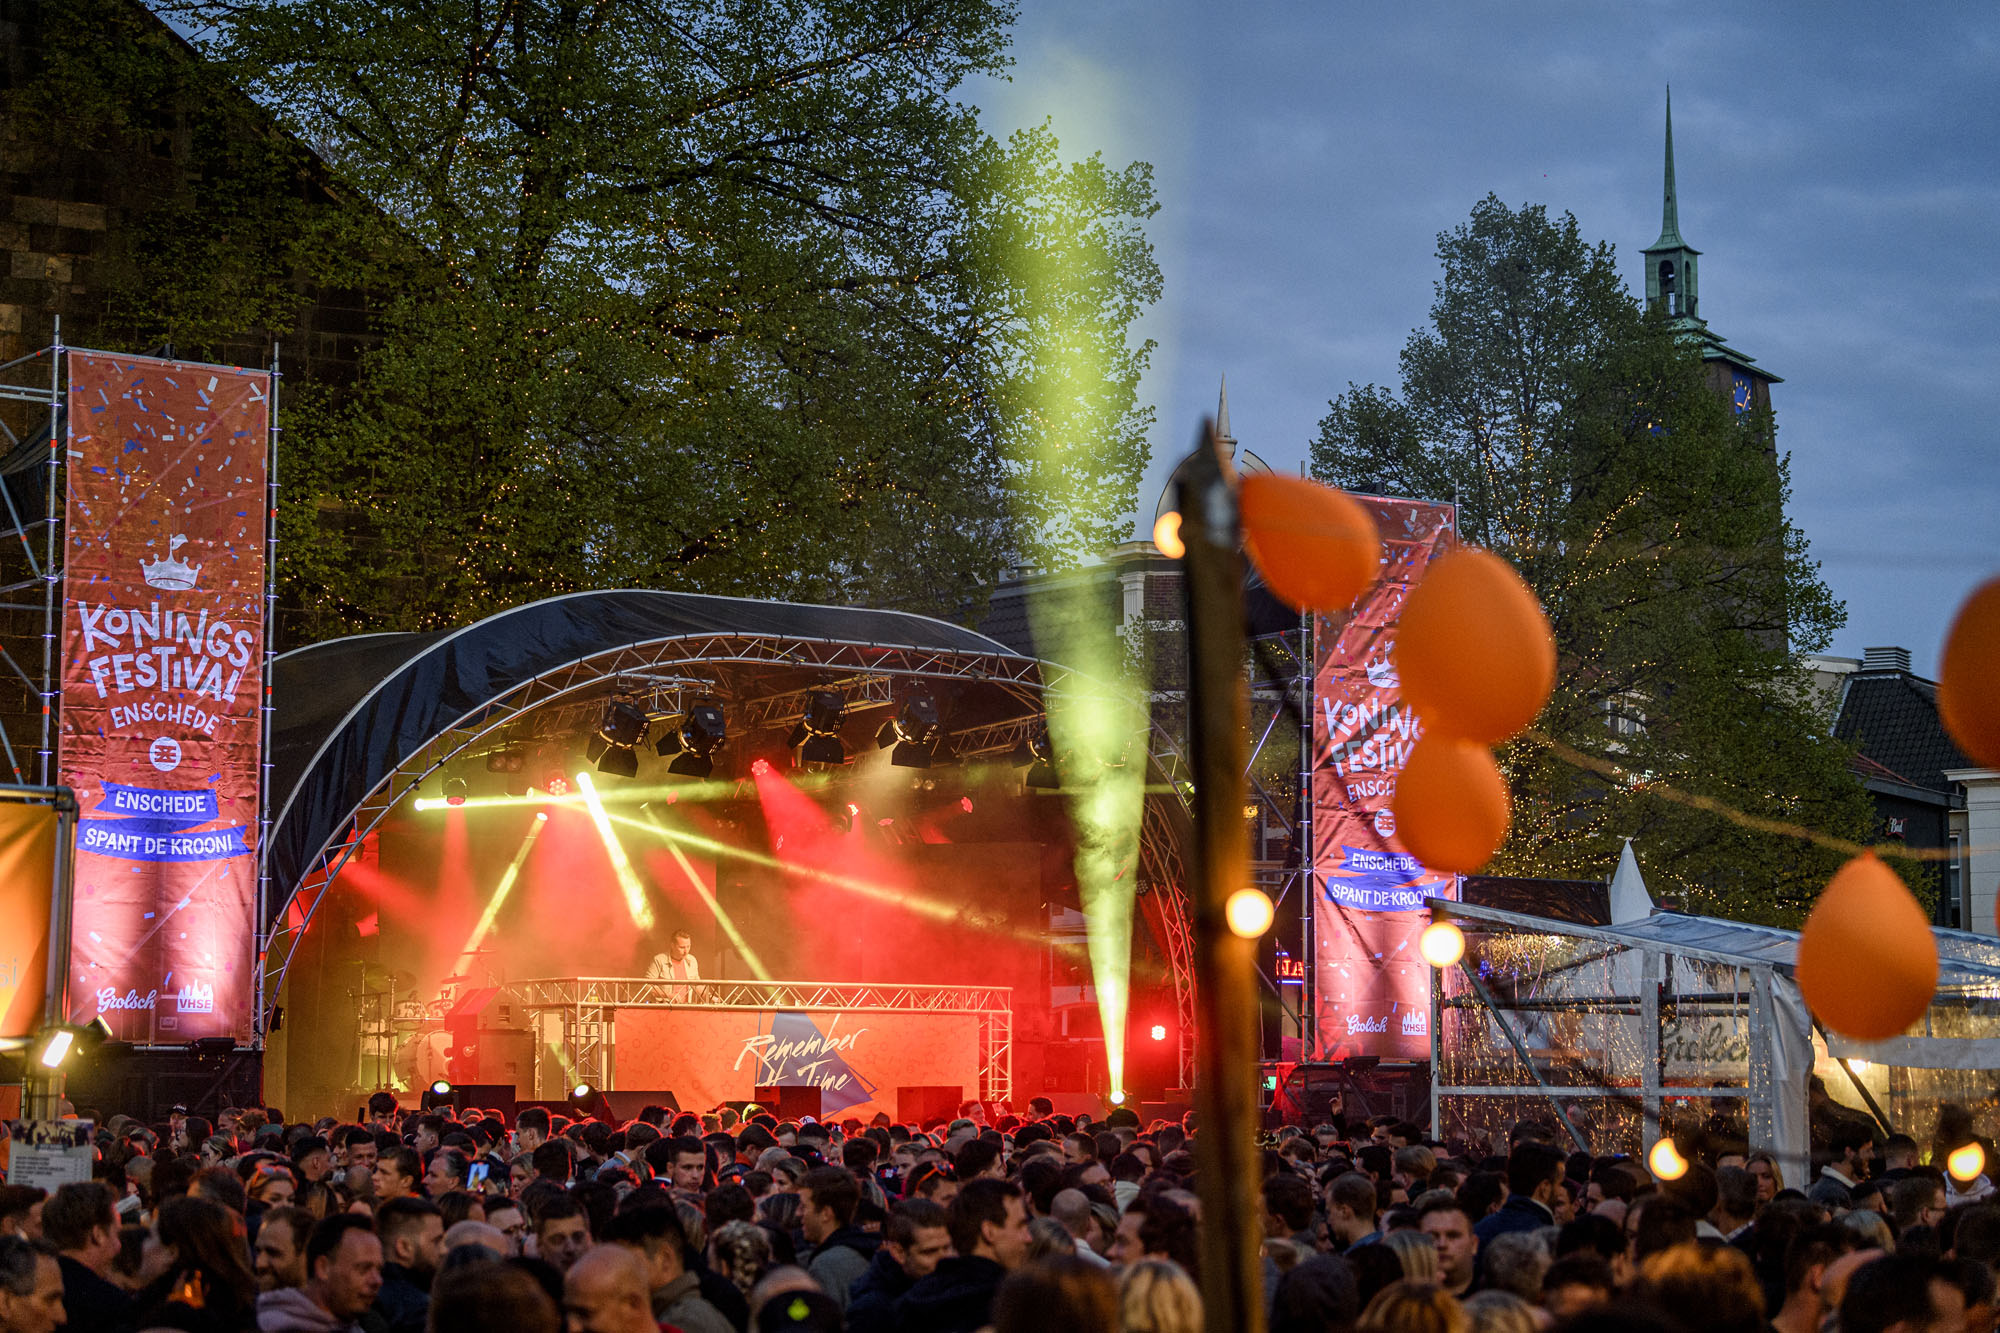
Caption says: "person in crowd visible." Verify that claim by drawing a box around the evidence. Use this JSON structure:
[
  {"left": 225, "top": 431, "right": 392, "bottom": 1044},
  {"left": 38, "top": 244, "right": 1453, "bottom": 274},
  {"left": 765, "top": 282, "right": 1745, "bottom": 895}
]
[
  {"left": 530, "top": 1193, "right": 592, "bottom": 1275},
  {"left": 257, "top": 1215, "right": 382, "bottom": 1333},
  {"left": 0, "top": 1190, "right": 45, "bottom": 1244},
  {"left": 1381, "top": 1229, "right": 1439, "bottom": 1282},
  {"left": 1118, "top": 1257, "right": 1202, "bottom": 1333},
  {"left": 1473, "top": 1143, "right": 1566, "bottom": 1244},
  {"left": 711, "top": 1218, "right": 777, "bottom": 1304},
  {"left": 1358, "top": 1278, "right": 1469, "bottom": 1333},
  {"left": 1540, "top": 1252, "right": 1615, "bottom": 1320},
  {"left": 603, "top": 1200, "right": 733, "bottom": 1333},
  {"left": 44, "top": 1180, "right": 136, "bottom": 1331},
  {"left": 253, "top": 1206, "right": 314, "bottom": 1294},
  {"left": 372, "top": 1197, "right": 443, "bottom": 1333},
  {"left": 896, "top": 1178, "right": 1029, "bottom": 1333},
  {"left": 1325, "top": 1171, "right": 1382, "bottom": 1251},
  {"left": 132, "top": 1194, "right": 259, "bottom": 1333},
  {"left": 483, "top": 1198, "right": 528, "bottom": 1255},
  {"left": 848, "top": 1197, "right": 948, "bottom": 1333},
  {"left": 797, "top": 1165, "right": 874, "bottom": 1309},
  {"left": 427, "top": 1262, "right": 559, "bottom": 1333},
  {"left": 1417, "top": 1197, "right": 1478, "bottom": 1298},
  {"left": 1813, "top": 1124, "right": 1876, "bottom": 1209},
  {"left": 0, "top": 1237, "right": 65, "bottom": 1333},
  {"left": 989, "top": 1254, "right": 1118, "bottom": 1333}
]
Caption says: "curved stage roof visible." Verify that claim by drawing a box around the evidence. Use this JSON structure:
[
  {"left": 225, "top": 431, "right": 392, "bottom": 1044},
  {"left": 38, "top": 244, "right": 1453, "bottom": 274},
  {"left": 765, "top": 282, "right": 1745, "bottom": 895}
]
[{"left": 268, "top": 590, "right": 1041, "bottom": 912}]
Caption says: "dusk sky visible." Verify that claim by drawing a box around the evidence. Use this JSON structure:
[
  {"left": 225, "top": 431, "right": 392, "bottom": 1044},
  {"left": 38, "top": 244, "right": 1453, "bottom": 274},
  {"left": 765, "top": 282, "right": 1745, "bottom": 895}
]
[{"left": 973, "top": 3, "right": 2000, "bottom": 675}]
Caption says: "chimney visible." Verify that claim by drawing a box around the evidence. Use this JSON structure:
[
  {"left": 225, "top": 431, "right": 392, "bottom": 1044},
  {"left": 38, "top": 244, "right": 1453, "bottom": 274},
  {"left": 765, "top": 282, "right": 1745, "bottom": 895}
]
[{"left": 1863, "top": 646, "right": 1912, "bottom": 674}]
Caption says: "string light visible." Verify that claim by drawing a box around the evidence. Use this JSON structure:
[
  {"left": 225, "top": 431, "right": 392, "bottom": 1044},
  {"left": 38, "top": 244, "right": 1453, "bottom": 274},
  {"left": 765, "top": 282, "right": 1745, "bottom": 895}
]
[
  {"left": 1226, "top": 888, "right": 1274, "bottom": 938},
  {"left": 1648, "top": 1138, "right": 1688, "bottom": 1180},
  {"left": 1420, "top": 921, "right": 1466, "bottom": 968}
]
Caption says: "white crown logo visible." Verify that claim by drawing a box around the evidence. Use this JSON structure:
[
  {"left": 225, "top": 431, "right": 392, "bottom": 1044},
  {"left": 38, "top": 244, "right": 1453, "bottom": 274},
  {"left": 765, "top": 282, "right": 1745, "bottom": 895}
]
[{"left": 141, "top": 534, "right": 202, "bottom": 592}]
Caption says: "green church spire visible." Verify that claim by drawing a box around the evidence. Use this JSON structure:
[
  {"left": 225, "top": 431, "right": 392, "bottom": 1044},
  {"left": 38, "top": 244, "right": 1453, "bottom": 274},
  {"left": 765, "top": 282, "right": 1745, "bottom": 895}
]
[
  {"left": 1653, "top": 86, "right": 1687, "bottom": 250},
  {"left": 1642, "top": 87, "right": 1700, "bottom": 323}
]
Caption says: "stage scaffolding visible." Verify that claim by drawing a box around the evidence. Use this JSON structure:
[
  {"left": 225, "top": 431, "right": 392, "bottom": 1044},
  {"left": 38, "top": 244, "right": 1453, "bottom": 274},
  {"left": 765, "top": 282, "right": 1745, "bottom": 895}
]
[
  {"left": 503, "top": 977, "right": 1013, "bottom": 1104},
  {"left": 0, "top": 330, "right": 280, "bottom": 1047}
]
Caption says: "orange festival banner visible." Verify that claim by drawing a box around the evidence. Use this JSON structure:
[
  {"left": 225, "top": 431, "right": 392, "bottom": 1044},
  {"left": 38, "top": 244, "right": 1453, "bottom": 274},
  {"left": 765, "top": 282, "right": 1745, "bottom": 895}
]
[{"left": 59, "top": 352, "right": 268, "bottom": 1043}]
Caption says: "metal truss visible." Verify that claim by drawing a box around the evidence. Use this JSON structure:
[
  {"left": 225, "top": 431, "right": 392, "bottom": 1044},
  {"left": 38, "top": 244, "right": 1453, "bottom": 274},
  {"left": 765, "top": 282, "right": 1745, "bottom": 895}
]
[
  {"left": 503, "top": 976, "right": 1013, "bottom": 1100},
  {"left": 1138, "top": 792, "right": 1197, "bottom": 1090}
]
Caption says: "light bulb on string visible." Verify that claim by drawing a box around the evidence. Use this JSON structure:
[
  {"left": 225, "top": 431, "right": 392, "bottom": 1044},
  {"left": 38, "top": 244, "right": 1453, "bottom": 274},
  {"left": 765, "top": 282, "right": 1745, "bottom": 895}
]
[
  {"left": 1648, "top": 1137, "right": 1688, "bottom": 1181},
  {"left": 1226, "top": 888, "right": 1274, "bottom": 938},
  {"left": 1420, "top": 921, "right": 1466, "bottom": 968}
]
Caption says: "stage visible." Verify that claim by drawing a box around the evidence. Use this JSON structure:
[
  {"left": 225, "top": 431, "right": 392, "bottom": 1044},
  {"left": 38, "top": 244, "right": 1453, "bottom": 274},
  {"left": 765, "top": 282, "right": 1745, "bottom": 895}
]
[{"left": 258, "top": 590, "right": 1197, "bottom": 1119}]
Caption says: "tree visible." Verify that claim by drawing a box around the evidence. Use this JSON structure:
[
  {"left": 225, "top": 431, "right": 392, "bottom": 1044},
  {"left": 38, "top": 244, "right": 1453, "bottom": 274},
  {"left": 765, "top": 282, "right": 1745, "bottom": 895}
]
[
  {"left": 142, "top": 0, "right": 1157, "bottom": 633},
  {"left": 1312, "top": 196, "right": 1885, "bottom": 925}
]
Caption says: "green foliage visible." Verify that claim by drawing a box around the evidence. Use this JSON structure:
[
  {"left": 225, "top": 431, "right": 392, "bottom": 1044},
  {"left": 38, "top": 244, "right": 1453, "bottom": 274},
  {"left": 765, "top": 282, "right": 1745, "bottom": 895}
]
[
  {"left": 1312, "top": 195, "right": 1885, "bottom": 925},
  {"left": 144, "top": 0, "right": 1158, "bottom": 632}
]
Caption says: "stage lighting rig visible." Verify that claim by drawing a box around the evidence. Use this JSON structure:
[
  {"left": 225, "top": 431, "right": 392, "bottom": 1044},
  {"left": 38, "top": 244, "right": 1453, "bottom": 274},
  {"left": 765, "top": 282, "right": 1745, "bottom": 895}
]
[
  {"left": 442, "top": 778, "right": 468, "bottom": 807},
  {"left": 789, "top": 689, "right": 847, "bottom": 765},
  {"left": 656, "top": 702, "right": 728, "bottom": 778},
  {"left": 876, "top": 694, "right": 943, "bottom": 769},
  {"left": 591, "top": 699, "right": 649, "bottom": 777}
]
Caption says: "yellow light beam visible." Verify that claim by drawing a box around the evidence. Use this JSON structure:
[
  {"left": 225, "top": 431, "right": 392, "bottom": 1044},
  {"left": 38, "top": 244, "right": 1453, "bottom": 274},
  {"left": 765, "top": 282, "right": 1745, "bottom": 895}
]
[
  {"left": 639, "top": 808, "right": 774, "bottom": 982},
  {"left": 455, "top": 813, "right": 548, "bottom": 970},
  {"left": 576, "top": 772, "right": 655, "bottom": 931}
]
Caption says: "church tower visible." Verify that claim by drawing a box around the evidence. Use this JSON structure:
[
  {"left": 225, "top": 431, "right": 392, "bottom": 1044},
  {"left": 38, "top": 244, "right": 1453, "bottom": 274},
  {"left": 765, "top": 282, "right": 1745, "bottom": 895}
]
[{"left": 1640, "top": 89, "right": 1781, "bottom": 422}]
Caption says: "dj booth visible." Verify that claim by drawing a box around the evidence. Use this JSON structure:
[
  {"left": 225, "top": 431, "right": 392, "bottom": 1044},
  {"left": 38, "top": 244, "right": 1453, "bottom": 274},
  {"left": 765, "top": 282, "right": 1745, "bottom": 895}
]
[{"left": 478, "top": 977, "right": 1013, "bottom": 1121}]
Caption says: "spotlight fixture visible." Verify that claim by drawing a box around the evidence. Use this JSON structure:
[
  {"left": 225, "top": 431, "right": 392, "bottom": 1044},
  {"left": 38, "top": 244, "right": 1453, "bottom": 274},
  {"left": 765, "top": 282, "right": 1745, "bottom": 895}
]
[
  {"left": 443, "top": 778, "right": 468, "bottom": 807},
  {"left": 594, "top": 698, "right": 649, "bottom": 776},
  {"left": 1017, "top": 721, "right": 1059, "bottom": 790},
  {"left": 543, "top": 773, "right": 571, "bottom": 797},
  {"left": 656, "top": 702, "right": 728, "bottom": 778},
  {"left": 788, "top": 689, "right": 847, "bottom": 766},
  {"left": 484, "top": 750, "right": 526, "bottom": 773},
  {"left": 876, "top": 694, "right": 943, "bottom": 769},
  {"left": 30, "top": 1016, "right": 112, "bottom": 1071},
  {"left": 33, "top": 1028, "right": 73, "bottom": 1070},
  {"left": 421, "top": 1078, "right": 456, "bottom": 1111},
  {"left": 598, "top": 699, "right": 650, "bottom": 749}
]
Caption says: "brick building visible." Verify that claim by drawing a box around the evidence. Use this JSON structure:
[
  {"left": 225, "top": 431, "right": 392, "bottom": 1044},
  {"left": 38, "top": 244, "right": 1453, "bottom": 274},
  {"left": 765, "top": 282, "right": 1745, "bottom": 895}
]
[{"left": 0, "top": 0, "right": 392, "bottom": 767}]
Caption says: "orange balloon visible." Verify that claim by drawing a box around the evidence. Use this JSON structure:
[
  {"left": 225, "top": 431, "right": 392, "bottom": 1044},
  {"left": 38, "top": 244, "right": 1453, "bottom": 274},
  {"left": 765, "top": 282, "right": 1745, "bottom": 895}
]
[
  {"left": 1940, "top": 575, "right": 2000, "bottom": 768},
  {"left": 1796, "top": 852, "right": 1938, "bottom": 1042},
  {"left": 1395, "top": 548, "right": 1555, "bottom": 743},
  {"left": 1391, "top": 735, "right": 1510, "bottom": 874},
  {"left": 1239, "top": 474, "right": 1382, "bottom": 614}
]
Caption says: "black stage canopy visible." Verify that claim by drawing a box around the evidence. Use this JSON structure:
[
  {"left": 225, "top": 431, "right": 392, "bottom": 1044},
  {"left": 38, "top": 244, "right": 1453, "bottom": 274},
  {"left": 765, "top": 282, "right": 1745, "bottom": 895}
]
[{"left": 266, "top": 590, "right": 1042, "bottom": 917}]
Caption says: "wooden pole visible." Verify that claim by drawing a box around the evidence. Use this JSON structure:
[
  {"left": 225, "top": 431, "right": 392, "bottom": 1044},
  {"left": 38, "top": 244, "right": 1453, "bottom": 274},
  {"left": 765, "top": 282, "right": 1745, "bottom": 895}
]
[{"left": 1177, "top": 419, "right": 1265, "bottom": 1333}]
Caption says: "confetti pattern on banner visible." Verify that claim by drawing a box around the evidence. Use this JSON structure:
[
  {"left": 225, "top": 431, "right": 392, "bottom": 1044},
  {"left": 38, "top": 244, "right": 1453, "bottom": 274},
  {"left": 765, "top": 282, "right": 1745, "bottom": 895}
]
[
  {"left": 59, "top": 352, "right": 268, "bottom": 1043},
  {"left": 1310, "top": 496, "right": 1457, "bottom": 1061}
]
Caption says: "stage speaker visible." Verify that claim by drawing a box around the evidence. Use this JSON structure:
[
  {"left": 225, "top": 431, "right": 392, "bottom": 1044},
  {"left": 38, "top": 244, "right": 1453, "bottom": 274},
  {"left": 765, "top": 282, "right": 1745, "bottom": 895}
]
[
  {"left": 897, "top": 1086, "right": 963, "bottom": 1127},
  {"left": 601, "top": 1090, "right": 681, "bottom": 1122},
  {"left": 1038, "top": 1092, "right": 1110, "bottom": 1119},
  {"left": 63, "top": 1046, "right": 262, "bottom": 1124},
  {"left": 430, "top": 1084, "right": 515, "bottom": 1119},
  {"left": 754, "top": 1086, "right": 822, "bottom": 1121}
]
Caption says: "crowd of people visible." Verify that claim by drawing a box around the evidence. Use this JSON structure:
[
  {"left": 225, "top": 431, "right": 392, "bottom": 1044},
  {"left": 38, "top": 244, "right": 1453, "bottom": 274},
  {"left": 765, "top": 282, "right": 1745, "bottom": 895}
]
[{"left": 0, "top": 1088, "right": 1993, "bottom": 1333}]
